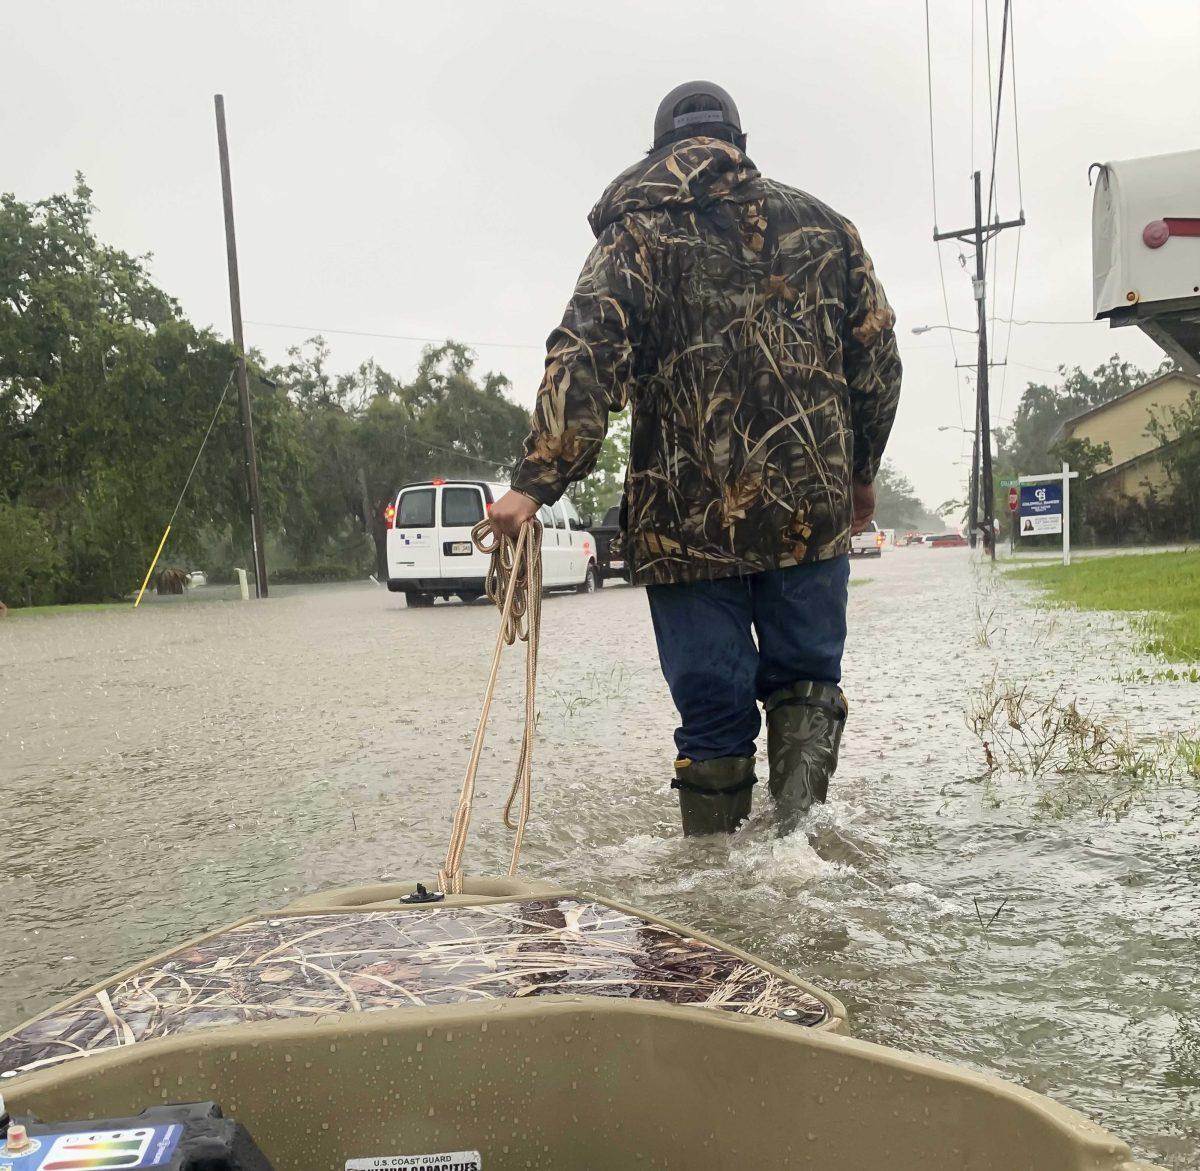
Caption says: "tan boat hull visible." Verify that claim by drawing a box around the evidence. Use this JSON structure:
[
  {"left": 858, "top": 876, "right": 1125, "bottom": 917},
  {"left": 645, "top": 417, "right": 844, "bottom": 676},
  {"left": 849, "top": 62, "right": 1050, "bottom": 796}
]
[{"left": 0, "top": 879, "right": 1161, "bottom": 1170}]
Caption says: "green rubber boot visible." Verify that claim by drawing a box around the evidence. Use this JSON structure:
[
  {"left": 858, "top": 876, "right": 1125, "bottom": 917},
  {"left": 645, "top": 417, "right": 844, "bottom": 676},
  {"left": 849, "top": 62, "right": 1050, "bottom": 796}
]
[
  {"left": 671, "top": 756, "right": 757, "bottom": 836},
  {"left": 765, "top": 681, "right": 848, "bottom": 834}
]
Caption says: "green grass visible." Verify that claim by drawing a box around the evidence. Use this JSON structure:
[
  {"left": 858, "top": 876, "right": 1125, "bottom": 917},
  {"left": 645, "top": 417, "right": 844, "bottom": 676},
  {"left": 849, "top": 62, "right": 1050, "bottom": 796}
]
[
  {"left": 5, "top": 600, "right": 130, "bottom": 617},
  {"left": 1011, "top": 550, "right": 1200, "bottom": 662}
]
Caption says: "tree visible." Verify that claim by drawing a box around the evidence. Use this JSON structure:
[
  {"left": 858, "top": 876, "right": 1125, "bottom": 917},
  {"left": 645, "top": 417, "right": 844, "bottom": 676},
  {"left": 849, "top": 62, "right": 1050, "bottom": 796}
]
[
  {"left": 0, "top": 178, "right": 309, "bottom": 600},
  {"left": 566, "top": 411, "right": 629, "bottom": 522},
  {"left": 1146, "top": 389, "right": 1200, "bottom": 537},
  {"left": 275, "top": 339, "right": 531, "bottom": 576},
  {"left": 0, "top": 177, "right": 546, "bottom": 604},
  {"left": 0, "top": 502, "right": 61, "bottom": 606},
  {"left": 991, "top": 355, "right": 1172, "bottom": 540},
  {"left": 872, "top": 460, "right": 944, "bottom": 533},
  {"left": 1046, "top": 435, "right": 1113, "bottom": 540},
  {"left": 994, "top": 356, "right": 1167, "bottom": 482}
]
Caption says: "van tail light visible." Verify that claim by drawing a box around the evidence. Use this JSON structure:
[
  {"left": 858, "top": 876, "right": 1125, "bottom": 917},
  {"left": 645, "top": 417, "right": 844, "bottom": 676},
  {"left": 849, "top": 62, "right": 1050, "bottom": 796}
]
[
  {"left": 384, "top": 504, "right": 397, "bottom": 529},
  {"left": 486, "top": 501, "right": 494, "bottom": 514}
]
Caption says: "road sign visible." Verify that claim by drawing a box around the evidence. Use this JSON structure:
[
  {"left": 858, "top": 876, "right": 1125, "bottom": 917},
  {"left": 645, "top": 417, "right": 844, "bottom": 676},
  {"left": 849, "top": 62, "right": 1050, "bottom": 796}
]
[
  {"left": 1007, "top": 486, "right": 1019, "bottom": 512},
  {"left": 1019, "top": 481, "right": 1063, "bottom": 535}
]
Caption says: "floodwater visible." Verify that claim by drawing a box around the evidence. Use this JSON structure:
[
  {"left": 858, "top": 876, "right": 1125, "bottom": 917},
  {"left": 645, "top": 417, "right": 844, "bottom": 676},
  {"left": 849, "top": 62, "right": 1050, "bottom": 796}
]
[{"left": 2, "top": 551, "right": 1198, "bottom": 1167}]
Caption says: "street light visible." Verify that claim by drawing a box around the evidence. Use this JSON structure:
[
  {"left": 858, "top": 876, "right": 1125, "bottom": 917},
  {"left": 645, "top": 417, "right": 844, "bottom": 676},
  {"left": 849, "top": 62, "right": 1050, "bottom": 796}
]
[{"left": 937, "top": 425, "right": 974, "bottom": 433}]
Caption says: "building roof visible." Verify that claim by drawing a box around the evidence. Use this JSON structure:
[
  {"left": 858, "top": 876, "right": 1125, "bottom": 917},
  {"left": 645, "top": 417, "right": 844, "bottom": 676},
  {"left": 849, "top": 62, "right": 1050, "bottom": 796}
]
[{"left": 1053, "top": 369, "right": 1200, "bottom": 445}]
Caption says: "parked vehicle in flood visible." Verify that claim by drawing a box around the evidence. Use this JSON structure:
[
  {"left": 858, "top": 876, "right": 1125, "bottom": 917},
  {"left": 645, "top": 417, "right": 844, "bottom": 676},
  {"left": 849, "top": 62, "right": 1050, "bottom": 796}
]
[
  {"left": 589, "top": 504, "right": 629, "bottom": 584},
  {"left": 385, "top": 480, "right": 598, "bottom": 606},
  {"left": 850, "top": 520, "right": 885, "bottom": 557},
  {"left": 926, "top": 531, "right": 968, "bottom": 548}
]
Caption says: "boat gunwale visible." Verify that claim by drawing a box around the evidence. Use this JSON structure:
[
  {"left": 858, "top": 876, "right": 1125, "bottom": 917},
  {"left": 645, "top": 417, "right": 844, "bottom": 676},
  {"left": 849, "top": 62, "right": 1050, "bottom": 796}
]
[{"left": 0, "top": 994, "right": 1155, "bottom": 1171}]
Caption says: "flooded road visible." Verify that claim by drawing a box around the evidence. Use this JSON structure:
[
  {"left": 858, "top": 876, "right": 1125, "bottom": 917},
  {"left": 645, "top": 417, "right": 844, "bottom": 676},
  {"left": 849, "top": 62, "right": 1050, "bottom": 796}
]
[{"left": 2, "top": 551, "right": 1198, "bottom": 1167}]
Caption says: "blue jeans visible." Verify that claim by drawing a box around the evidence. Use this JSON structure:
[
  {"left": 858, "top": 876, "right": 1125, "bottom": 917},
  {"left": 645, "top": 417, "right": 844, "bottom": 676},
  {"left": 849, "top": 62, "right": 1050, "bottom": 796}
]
[{"left": 646, "top": 557, "right": 850, "bottom": 761}]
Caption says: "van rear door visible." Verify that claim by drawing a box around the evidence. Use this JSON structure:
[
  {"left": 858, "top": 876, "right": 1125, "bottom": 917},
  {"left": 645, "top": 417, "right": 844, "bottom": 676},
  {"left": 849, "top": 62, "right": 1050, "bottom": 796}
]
[
  {"left": 390, "top": 486, "right": 440, "bottom": 580},
  {"left": 537, "top": 504, "right": 564, "bottom": 586},
  {"left": 439, "top": 484, "right": 488, "bottom": 581}
]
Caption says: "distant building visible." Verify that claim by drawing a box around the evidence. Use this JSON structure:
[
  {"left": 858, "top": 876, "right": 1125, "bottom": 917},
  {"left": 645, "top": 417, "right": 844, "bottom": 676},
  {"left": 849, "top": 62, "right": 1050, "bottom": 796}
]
[{"left": 1055, "top": 370, "right": 1199, "bottom": 499}]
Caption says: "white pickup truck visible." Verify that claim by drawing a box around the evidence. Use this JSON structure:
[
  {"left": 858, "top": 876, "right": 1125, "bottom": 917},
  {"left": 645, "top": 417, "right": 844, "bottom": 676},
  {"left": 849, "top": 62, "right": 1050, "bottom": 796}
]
[{"left": 850, "top": 520, "right": 885, "bottom": 558}]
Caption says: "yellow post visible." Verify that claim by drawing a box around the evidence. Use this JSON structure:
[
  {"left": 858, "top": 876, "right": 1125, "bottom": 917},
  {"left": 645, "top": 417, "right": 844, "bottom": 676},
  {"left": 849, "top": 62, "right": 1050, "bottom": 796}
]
[{"left": 134, "top": 524, "right": 172, "bottom": 608}]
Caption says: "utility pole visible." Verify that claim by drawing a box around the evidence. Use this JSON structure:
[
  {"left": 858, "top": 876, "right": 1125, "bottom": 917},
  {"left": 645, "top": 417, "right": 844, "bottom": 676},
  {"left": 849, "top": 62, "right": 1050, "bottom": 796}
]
[
  {"left": 967, "top": 376, "right": 980, "bottom": 550},
  {"left": 934, "top": 170, "right": 1024, "bottom": 562},
  {"left": 214, "top": 94, "right": 269, "bottom": 597}
]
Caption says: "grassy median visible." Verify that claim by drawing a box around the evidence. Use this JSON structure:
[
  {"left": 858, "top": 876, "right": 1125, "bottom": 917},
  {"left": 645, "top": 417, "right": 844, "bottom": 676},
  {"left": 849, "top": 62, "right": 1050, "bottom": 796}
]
[{"left": 1010, "top": 550, "right": 1200, "bottom": 662}]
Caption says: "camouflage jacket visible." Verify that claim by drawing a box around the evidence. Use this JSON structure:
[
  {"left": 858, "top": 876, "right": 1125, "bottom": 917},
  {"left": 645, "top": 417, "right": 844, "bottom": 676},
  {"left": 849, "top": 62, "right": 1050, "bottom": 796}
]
[{"left": 510, "top": 137, "right": 902, "bottom": 586}]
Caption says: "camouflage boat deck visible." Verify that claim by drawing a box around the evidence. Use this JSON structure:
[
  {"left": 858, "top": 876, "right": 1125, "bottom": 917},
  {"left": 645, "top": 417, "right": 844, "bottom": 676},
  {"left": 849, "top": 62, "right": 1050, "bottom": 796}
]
[{"left": 0, "top": 896, "right": 827, "bottom": 1080}]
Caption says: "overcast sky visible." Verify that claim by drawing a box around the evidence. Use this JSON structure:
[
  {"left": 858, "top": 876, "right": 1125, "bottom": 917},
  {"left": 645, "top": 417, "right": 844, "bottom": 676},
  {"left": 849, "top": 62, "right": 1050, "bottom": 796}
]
[{"left": 7, "top": 0, "right": 1198, "bottom": 507}]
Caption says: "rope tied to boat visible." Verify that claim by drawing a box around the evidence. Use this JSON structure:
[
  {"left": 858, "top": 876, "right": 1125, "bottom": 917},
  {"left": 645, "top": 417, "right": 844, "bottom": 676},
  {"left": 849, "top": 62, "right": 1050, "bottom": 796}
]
[{"left": 438, "top": 516, "right": 543, "bottom": 895}]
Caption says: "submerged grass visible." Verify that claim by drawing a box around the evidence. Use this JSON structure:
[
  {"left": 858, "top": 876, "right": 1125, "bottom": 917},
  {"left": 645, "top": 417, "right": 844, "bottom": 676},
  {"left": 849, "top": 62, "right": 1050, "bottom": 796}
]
[
  {"left": 1010, "top": 549, "right": 1200, "bottom": 662},
  {"left": 550, "top": 663, "right": 631, "bottom": 717},
  {"left": 967, "top": 677, "right": 1200, "bottom": 816}
]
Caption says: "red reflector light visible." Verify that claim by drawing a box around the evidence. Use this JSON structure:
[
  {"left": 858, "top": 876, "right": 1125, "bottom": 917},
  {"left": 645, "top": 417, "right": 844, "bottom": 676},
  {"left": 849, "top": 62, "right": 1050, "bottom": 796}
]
[{"left": 432, "top": 478, "right": 446, "bottom": 486}]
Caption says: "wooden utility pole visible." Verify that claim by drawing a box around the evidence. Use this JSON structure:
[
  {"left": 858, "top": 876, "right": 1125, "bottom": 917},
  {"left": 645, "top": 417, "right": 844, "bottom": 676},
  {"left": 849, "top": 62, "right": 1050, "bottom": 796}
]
[
  {"left": 935, "top": 170, "right": 1024, "bottom": 561},
  {"left": 214, "top": 94, "right": 269, "bottom": 597},
  {"left": 967, "top": 377, "right": 980, "bottom": 550}
]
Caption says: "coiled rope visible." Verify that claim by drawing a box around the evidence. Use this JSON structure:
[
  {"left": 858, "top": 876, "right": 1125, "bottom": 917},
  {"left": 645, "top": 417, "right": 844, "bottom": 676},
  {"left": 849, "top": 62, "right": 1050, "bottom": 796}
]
[{"left": 438, "top": 516, "right": 544, "bottom": 895}]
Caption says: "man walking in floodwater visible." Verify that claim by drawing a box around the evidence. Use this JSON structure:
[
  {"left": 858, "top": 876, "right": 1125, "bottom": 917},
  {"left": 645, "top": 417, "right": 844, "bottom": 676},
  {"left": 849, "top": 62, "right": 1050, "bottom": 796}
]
[{"left": 492, "top": 82, "right": 902, "bottom": 835}]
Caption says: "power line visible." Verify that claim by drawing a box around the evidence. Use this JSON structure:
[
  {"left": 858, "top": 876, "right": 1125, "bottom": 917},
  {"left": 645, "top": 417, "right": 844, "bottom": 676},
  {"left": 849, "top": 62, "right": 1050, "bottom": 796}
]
[
  {"left": 984, "top": 0, "right": 1013, "bottom": 232},
  {"left": 996, "top": 0, "right": 1025, "bottom": 421},
  {"left": 1009, "top": 0, "right": 1025, "bottom": 212},
  {"left": 245, "top": 319, "right": 543, "bottom": 352},
  {"left": 1007, "top": 358, "right": 1061, "bottom": 376},
  {"left": 983, "top": 0, "right": 997, "bottom": 223},
  {"left": 405, "top": 439, "right": 514, "bottom": 469},
  {"left": 989, "top": 198, "right": 1003, "bottom": 355},
  {"left": 241, "top": 323, "right": 523, "bottom": 468},
  {"left": 167, "top": 370, "right": 236, "bottom": 531},
  {"left": 984, "top": 0, "right": 1008, "bottom": 358},
  {"left": 996, "top": 225, "right": 1023, "bottom": 420},
  {"left": 956, "top": 370, "right": 971, "bottom": 432},
  {"left": 935, "top": 253, "right": 964, "bottom": 366},
  {"left": 924, "top": 0, "right": 963, "bottom": 390},
  {"left": 133, "top": 368, "right": 237, "bottom": 608},
  {"left": 923, "top": 0, "right": 942, "bottom": 232},
  {"left": 918, "top": 316, "right": 1097, "bottom": 332}
]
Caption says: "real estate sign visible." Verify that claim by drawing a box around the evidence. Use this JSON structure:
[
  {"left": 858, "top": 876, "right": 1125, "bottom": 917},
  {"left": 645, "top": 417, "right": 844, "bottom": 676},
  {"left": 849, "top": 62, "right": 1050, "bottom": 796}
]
[{"left": 1019, "top": 482, "right": 1063, "bottom": 535}]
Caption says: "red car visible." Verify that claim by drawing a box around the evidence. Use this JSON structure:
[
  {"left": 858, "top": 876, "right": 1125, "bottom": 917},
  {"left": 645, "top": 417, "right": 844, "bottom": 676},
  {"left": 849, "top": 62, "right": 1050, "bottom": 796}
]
[{"left": 926, "top": 532, "right": 968, "bottom": 548}]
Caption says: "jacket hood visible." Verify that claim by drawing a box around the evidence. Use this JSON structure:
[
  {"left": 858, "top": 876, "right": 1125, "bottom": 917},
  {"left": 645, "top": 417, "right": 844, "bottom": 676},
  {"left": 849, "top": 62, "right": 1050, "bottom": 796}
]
[{"left": 588, "top": 137, "right": 760, "bottom": 237}]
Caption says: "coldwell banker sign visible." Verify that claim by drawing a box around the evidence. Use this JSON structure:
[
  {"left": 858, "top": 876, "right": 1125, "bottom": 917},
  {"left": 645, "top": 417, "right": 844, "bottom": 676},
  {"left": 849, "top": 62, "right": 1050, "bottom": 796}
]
[{"left": 1020, "top": 482, "right": 1063, "bottom": 535}]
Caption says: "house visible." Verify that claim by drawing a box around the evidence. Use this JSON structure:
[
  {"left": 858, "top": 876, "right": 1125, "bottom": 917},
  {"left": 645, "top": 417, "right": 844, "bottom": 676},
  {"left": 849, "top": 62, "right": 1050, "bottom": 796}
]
[{"left": 1055, "top": 370, "right": 1200, "bottom": 499}]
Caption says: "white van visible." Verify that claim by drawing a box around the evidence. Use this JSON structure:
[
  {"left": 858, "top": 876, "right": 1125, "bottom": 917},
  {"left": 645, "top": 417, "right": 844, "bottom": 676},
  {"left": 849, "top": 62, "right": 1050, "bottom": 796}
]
[{"left": 385, "top": 480, "right": 599, "bottom": 607}]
